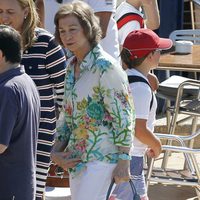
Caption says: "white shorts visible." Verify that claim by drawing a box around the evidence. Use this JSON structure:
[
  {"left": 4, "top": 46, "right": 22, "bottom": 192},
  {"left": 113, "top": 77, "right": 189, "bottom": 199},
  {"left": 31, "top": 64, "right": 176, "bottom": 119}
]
[{"left": 70, "top": 161, "right": 117, "bottom": 200}]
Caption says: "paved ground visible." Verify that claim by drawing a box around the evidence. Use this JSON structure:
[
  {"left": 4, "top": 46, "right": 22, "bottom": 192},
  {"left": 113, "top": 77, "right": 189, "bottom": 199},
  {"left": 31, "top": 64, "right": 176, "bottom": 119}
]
[
  {"left": 45, "top": 152, "right": 200, "bottom": 200},
  {"left": 149, "top": 113, "right": 200, "bottom": 200},
  {"left": 46, "top": 182, "right": 199, "bottom": 200},
  {"left": 147, "top": 152, "right": 200, "bottom": 200},
  {"left": 149, "top": 184, "right": 198, "bottom": 200}
]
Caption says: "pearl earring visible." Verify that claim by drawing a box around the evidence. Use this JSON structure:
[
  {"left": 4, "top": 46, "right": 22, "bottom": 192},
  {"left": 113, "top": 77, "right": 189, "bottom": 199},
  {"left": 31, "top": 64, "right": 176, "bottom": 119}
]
[{"left": 24, "top": 16, "right": 27, "bottom": 19}]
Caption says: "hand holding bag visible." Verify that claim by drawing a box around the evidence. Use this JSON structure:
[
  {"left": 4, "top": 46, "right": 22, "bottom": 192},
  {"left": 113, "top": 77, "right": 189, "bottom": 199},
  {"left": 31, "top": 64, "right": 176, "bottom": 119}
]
[{"left": 106, "top": 179, "right": 141, "bottom": 200}]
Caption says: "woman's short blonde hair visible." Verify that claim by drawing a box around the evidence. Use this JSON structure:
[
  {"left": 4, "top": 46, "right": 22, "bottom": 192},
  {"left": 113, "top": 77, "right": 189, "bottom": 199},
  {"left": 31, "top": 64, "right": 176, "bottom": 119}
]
[
  {"left": 17, "top": 0, "right": 39, "bottom": 49},
  {"left": 54, "top": 1, "right": 102, "bottom": 48}
]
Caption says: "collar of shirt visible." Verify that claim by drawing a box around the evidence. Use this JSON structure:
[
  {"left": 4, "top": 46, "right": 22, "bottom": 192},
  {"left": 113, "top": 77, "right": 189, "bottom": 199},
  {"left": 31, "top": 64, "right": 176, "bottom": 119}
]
[
  {"left": 0, "top": 65, "right": 24, "bottom": 84},
  {"left": 71, "top": 44, "right": 102, "bottom": 74}
]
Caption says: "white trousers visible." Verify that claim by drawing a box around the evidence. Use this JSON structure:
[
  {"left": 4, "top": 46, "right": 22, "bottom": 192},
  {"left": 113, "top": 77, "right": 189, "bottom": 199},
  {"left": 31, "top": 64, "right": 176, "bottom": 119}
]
[{"left": 70, "top": 161, "right": 117, "bottom": 200}]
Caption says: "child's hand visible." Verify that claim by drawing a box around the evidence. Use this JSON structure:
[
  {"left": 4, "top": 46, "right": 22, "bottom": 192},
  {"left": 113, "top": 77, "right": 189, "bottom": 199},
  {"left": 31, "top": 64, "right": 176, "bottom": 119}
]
[
  {"left": 146, "top": 148, "right": 155, "bottom": 158},
  {"left": 146, "top": 145, "right": 162, "bottom": 158}
]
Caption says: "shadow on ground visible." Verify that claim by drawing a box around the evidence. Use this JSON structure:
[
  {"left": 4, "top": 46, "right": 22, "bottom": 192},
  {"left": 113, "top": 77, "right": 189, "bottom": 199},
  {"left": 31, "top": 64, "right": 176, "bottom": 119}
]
[{"left": 148, "top": 184, "right": 198, "bottom": 200}]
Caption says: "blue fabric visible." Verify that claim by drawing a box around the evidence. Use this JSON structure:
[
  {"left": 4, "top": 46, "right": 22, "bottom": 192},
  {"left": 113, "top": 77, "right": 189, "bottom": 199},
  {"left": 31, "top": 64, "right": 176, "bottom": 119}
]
[
  {"left": 0, "top": 66, "right": 40, "bottom": 200},
  {"left": 156, "top": 0, "right": 184, "bottom": 38}
]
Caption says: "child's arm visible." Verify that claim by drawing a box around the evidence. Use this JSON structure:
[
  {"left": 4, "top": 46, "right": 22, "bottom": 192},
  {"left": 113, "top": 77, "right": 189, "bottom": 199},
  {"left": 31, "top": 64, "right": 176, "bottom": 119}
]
[{"left": 135, "top": 118, "right": 162, "bottom": 158}]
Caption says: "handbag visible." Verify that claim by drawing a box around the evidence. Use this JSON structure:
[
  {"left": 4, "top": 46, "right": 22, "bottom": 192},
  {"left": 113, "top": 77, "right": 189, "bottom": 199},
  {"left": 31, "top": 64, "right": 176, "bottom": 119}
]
[
  {"left": 46, "top": 164, "right": 69, "bottom": 187},
  {"left": 106, "top": 179, "right": 141, "bottom": 200}
]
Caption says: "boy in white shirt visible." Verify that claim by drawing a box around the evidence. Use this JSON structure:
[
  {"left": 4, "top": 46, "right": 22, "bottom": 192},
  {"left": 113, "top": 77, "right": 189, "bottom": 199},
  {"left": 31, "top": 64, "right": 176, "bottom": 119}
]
[{"left": 111, "top": 28, "right": 172, "bottom": 200}]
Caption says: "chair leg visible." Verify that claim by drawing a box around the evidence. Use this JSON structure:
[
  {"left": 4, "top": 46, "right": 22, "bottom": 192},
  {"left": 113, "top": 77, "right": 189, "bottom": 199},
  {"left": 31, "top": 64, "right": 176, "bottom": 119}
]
[
  {"left": 161, "top": 108, "right": 179, "bottom": 169},
  {"left": 145, "top": 158, "right": 155, "bottom": 191},
  {"left": 190, "top": 0, "right": 195, "bottom": 29},
  {"left": 166, "top": 100, "right": 171, "bottom": 132},
  {"left": 189, "top": 116, "right": 198, "bottom": 149},
  {"left": 183, "top": 116, "right": 198, "bottom": 171},
  {"left": 191, "top": 153, "right": 200, "bottom": 199},
  {"left": 161, "top": 100, "right": 172, "bottom": 169},
  {"left": 195, "top": 187, "right": 200, "bottom": 200}
]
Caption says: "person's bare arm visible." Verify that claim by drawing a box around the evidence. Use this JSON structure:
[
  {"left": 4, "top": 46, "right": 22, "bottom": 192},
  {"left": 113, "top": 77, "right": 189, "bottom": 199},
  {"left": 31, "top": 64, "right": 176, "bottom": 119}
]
[
  {"left": 0, "top": 144, "right": 7, "bottom": 154},
  {"left": 135, "top": 118, "right": 161, "bottom": 158},
  {"left": 95, "top": 12, "right": 112, "bottom": 39},
  {"left": 142, "top": 0, "right": 160, "bottom": 30},
  {"left": 35, "top": 0, "right": 45, "bottom": 28}
]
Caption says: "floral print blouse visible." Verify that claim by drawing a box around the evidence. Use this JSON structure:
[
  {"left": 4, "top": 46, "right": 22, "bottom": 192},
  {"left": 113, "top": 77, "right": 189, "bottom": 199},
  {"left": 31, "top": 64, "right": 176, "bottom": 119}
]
[{"left": 56, "top": 45, "right": 135, "bottom": 177}]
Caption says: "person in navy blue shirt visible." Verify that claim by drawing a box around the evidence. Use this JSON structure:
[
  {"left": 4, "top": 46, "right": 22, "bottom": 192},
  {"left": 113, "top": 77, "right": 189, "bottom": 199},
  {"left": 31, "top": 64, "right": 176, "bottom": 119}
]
[
  {"left": 0, "top": 25, "right": 40, "bottom": 200},
  {"left": 0, "top": 0, "right": 67, "bottom": 198}
]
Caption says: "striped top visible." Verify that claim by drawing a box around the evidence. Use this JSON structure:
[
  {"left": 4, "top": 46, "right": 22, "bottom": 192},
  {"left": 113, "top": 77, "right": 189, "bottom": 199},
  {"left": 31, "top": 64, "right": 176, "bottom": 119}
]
[
  {"left": 21, "top": 28, "right": 66, "bottom": 108},
  {"left": 21, "top": 28, "right": 66, "bottom": 142}
]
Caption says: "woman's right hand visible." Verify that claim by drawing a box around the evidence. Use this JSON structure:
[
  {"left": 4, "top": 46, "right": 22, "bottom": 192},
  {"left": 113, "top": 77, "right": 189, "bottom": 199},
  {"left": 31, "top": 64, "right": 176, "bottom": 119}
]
[
  {"left": 112, "top": 159, "right": 131, "bottom": 184},
  {"left": 51, "top": 151, "right": 81, "bottom": 170}
]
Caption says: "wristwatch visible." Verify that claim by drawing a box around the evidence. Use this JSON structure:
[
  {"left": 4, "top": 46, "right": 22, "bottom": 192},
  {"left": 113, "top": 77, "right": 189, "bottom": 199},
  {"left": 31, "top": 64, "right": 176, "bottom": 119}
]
[{"left": 118, "top": 153, "right": 131, "bottom": 160}]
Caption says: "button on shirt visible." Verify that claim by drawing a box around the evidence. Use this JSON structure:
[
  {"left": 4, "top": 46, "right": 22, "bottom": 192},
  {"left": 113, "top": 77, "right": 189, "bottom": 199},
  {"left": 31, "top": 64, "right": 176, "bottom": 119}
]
[{"left": 57, "top": 45, "right": 135, "bottom": 176}]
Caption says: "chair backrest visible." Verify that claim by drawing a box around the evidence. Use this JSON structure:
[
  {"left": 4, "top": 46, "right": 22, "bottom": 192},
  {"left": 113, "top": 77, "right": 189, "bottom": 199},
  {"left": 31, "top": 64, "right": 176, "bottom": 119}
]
[
  {"left": 169, "top": 29, "right": 200, "bottom": 45},
  {"left": 193, "top": 0, "right": 200, "bottom": 6}
]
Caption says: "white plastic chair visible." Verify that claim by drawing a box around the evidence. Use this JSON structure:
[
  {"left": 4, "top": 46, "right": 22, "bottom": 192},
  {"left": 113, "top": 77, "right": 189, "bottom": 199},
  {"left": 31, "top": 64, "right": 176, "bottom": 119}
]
[{"left": 169, "top": 29, "right": 200, "bottom": 45}]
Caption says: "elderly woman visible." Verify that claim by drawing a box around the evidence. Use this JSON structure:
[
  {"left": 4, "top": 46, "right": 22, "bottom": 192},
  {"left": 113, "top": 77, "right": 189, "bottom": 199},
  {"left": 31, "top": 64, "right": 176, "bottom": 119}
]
[
  {"left": 51, "top": 1, "right": 135, "bottom": 200},
  {"left": 0, "top": 0, "right": 67, "bottom": 199}
]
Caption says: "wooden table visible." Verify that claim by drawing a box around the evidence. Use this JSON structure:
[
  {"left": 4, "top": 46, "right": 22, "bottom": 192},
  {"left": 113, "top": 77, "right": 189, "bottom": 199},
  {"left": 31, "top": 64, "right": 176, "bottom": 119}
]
[
  {"left": 156, "top": 45, "right": 200, "bottom": 134},
  {"left": 158, "top": 45, "right": 200, "bottom": 72}
]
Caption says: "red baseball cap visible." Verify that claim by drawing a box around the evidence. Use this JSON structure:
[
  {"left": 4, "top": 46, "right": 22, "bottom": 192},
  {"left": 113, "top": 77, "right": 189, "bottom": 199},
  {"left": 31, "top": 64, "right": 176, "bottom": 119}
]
[{"left": 123, "top": 28, "right": 173, "bottom": 60}]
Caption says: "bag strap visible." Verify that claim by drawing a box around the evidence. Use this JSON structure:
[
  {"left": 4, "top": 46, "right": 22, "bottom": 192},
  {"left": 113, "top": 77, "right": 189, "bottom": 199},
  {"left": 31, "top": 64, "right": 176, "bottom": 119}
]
[
  {"left": 128, "top": 75, "right": 153, "bottom": 111},
  {"left": 56, "top": 0, "right": 63, "bottom": 3},
  {"left": 106, "top": 179, "right": 139, "bottom": 200},
  {"left": 106, "top": 179, "right": 115, "bottom": 200},
  {"left": 117, "top": 12, "right": 144, "bottom": 30}
]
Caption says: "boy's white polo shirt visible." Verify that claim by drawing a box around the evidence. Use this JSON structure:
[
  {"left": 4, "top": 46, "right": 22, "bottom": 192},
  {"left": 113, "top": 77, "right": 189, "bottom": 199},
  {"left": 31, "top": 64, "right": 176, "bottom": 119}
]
[{"left": 126, "top": 68, "right": 157, "bottom": 156}]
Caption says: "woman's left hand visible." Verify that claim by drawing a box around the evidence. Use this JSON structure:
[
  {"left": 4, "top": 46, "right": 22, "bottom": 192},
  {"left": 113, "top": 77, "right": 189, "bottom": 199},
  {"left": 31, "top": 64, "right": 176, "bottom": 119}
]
[
  {"left": 51, "top": 151, "right": 81, "bottom": 170},
  {"left": 112, "top": 160, "right": 131, "bottom": 184}
]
